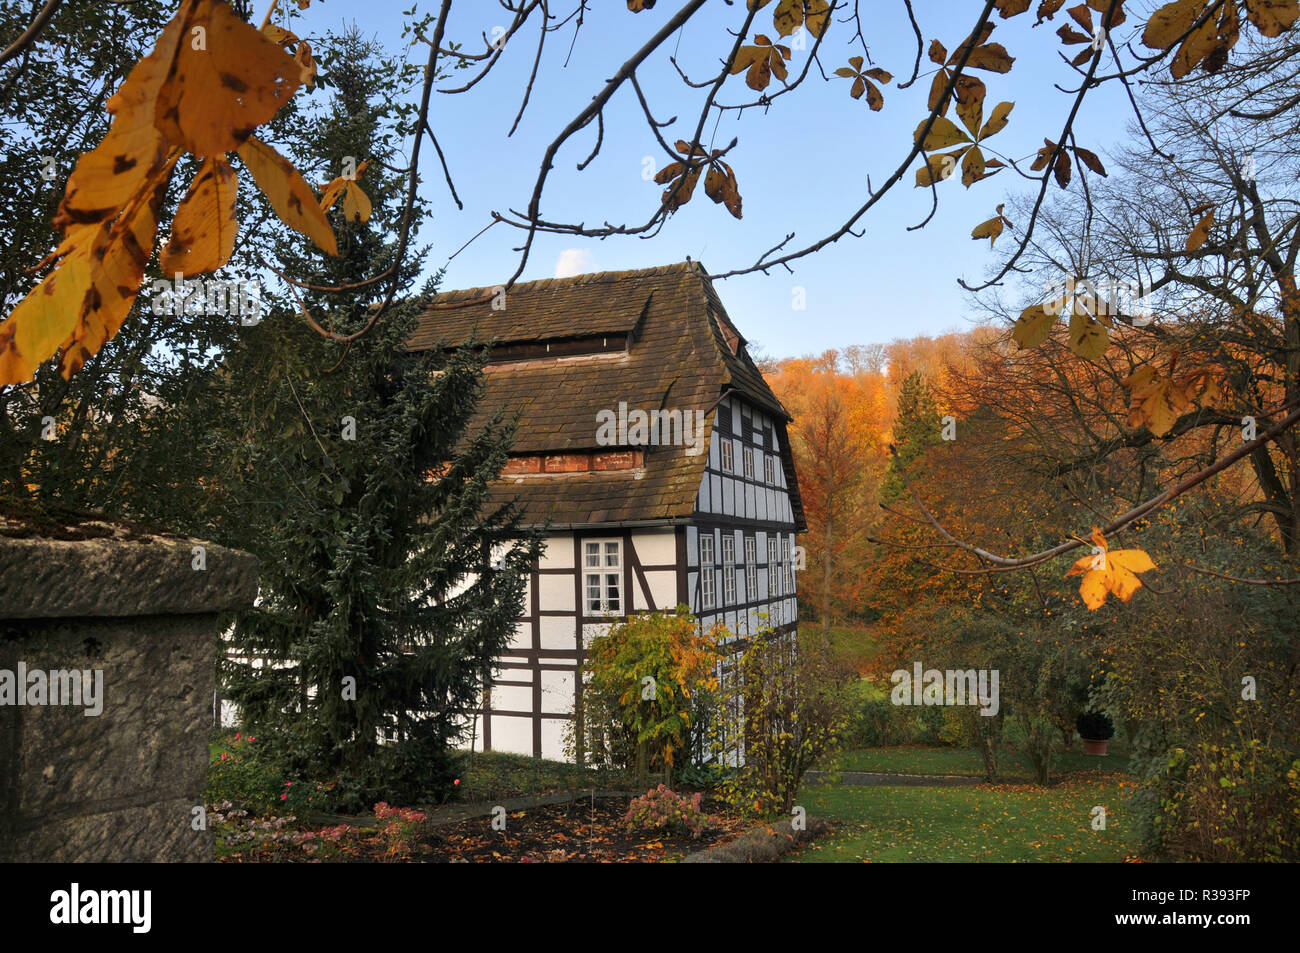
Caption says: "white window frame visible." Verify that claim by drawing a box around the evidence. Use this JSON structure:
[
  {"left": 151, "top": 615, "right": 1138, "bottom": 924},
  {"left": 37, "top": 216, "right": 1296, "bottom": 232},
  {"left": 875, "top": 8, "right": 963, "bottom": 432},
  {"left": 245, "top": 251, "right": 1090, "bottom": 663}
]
[
  {"left": 722, "top": 536, "right": 736, "bottom": 605},
  {"left": 767, "top": 537, "right": 780, "bottom": 598},
  {"left": 720, "top": 438, "right": 734, "bottom": 473},
  {"left": 583, "top": 539, "right": 622, "bottom": 615},
  {"left": 743, "top": 446, "right": 754, "bottom": 480},
  {"left": 700, "top": 535, "right": 716, "bottom": 609},
  {"left": 764, "top": 454, "right": 776, "bottom": 485},
  {"left": 744, "top": 536, "right": 757, "bottom": 602},
  {"left": 782, "top": 537, "right": 794, "bottom": 593}
]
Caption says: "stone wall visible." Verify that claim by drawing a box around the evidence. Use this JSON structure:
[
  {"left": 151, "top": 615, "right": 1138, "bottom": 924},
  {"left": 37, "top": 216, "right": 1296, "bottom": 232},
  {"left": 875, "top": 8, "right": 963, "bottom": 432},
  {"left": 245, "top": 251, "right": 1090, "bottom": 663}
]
[{"left": 0, "top": 512, "right": 257, "bottom": 862}]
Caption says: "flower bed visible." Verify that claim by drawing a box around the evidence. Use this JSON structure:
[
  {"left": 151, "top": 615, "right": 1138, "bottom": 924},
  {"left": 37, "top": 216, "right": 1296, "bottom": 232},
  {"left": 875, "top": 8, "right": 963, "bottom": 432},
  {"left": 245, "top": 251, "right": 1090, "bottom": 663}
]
[{"left": 215, "top": 793, "right": 752, "bottom": 863}]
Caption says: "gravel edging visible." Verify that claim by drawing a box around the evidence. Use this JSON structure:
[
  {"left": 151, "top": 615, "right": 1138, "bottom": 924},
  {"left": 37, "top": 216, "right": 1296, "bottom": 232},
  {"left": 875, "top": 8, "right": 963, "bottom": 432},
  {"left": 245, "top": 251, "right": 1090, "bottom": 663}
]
[{"left": 680, "top": 816, "right": 830, "bottom": 863}]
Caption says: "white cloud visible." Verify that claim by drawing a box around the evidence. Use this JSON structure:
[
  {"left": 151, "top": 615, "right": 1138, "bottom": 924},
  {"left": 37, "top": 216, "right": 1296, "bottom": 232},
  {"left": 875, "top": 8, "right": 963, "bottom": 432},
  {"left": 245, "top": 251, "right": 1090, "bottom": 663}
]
[{"left": 554, "top": 248, "right": 594, "bottom": 278}]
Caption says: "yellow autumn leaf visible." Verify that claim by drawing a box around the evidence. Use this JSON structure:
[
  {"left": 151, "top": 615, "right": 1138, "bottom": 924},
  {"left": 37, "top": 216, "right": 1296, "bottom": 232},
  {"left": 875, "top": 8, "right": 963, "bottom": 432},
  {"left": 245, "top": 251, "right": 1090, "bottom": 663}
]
[
  {"left": 915, "top": 116, "right": 971, "bottom": 151},
  {"left": 773, "top": 0, "right": 804, "bottom": 36},
  {"left": 261, "top": 23, "right": 298, "bottom": 46},
  {"left": 60, "top": 168, "right": 171, "bottom": 378},
  {"left": 322, "top": 161, "right": 371, "bottom": 221},
  {"left": 0, "top": 244, "right": 95, "bottom": 385},
  {"left": 1142, "top": 0, "right": 1206, "bottom": 50},
  {"left": 971, "top": 204, "right": 1011, "bottom": 247},
  {"left": 961, "top": 145, "right": 987, "bottom": 186},
  {"left": 773, "top": 0, "right": 831, "bottom": 37},
  {"left": 320, "top": 177, "right": 348, "bottom": 212},
  {"left": 1246, "top": 0, "right": 1300, "bottom": 37},
  {"left": 980, "top": 100, "right": 1014, "bottom": 138},
  {"left": 1065, "top": 527, "right": 1156, "bottom": 610},
  {"left": 0, "top": 149, "right": 174, "bottom": 385},
  {"left": 342, "top": 180, "right": 372, "bottom": 224},
  {"left": 1186, "top": 208, "right": 1215, "bottom": 252},
  {"left": 1123, "top": 366, "right": 1192, "bottom": 436},
  {"left": 160, "top": 157, "right": 239, "bottom": 275},
  {"left": 1012, "top": 302, "right": 1056, "bottom": 348},
  {"left": 153, "top": 0, "right": 301, "bottom": 158},
  {"left": 1068, "top": 305, "right": 1109, "bottom": 360},
  {"left": 295, "top": 40, "right": 317, "bottom": 89},
  {"left": 237, "top": 136, "right": 338, "bottom": 256},
  {"left": 52, "top": 2, "right": 186, "bottom": 234},
  {"left": 915, "top": 150, "right": 965, "bottom": 187}
]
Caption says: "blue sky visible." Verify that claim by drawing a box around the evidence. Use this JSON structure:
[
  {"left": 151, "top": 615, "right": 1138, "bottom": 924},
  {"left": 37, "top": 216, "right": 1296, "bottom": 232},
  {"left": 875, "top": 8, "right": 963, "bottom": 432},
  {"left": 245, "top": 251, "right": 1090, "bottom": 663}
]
[{"left": 299, "top": 0, "right": 1140, "bottom": 360}]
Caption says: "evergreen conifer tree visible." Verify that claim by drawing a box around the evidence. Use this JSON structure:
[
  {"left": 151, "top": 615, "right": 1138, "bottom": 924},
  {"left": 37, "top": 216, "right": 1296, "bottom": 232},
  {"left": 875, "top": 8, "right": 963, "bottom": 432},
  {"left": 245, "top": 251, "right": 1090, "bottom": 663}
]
[
  {"left": 881, "top": 370, "right": 941, "bottom": 503},
  {"left": 195, "top": 28, "right": 538, "bottom": 807}
]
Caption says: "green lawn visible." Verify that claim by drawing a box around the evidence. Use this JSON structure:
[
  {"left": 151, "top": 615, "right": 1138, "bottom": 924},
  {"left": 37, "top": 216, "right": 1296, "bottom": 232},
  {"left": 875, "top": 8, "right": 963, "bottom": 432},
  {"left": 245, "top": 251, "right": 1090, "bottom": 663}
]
[
  {"left": 788, "top": 776, "right": 1138, "bottom": 862},
  {"left": 455, "top": 750, "right": 632, "bottom": 803},
  {"left": 206, "top": 731, "right": 632, "bottom": 818},
  {"left": 826, "top": 624, "right": 885, "bottom": 672},
  {"left": 836, "top": 741, "right": 1131, "bottom": 780},
  {"left": 837, "top": 746, "right": 988, "bottom": 775}
]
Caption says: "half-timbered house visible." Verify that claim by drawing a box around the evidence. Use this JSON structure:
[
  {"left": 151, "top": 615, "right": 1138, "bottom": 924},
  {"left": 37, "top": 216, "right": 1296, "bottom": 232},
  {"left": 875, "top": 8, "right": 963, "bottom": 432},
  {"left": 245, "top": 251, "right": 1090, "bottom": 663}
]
[{"left": 407, "top": 260, "right": 805, "bottom": 761}]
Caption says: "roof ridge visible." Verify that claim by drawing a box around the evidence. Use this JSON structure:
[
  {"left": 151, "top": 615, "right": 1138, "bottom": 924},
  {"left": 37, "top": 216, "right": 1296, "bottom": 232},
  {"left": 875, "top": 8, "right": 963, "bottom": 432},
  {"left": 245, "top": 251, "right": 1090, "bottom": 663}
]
[
  {"left": 680, "top": 263, "right": 791, "bottom": 421},
  {"left": 424, "top": 260, "right": 699, "bottom": 305}
]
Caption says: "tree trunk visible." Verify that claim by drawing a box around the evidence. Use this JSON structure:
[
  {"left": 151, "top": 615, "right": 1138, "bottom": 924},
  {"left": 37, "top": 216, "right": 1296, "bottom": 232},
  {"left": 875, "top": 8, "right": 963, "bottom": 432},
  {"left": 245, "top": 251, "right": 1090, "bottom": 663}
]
[
  {"left": 634, "top": 739, "right": 649, "bottom": 791},
  {"left": 822, "top": 509, "right": 834, "bottom": 637}
]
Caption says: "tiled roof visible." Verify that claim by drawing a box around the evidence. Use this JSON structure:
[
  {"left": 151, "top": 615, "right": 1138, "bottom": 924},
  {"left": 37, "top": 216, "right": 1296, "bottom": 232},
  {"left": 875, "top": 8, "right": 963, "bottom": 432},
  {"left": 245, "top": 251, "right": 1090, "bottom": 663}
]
[
  {"left": 408, "top": 261, "right": 805, "bottom": 529},
  {"left": 406, "top": 269, "right": 656, "bottom": 349}
]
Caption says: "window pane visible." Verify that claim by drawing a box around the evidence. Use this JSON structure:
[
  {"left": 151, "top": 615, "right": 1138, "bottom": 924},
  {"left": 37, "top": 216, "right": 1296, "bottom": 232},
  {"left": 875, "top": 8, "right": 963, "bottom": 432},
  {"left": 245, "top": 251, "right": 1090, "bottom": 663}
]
[{"left": 585, "top": 542, "right": 600, "bottom": 566}]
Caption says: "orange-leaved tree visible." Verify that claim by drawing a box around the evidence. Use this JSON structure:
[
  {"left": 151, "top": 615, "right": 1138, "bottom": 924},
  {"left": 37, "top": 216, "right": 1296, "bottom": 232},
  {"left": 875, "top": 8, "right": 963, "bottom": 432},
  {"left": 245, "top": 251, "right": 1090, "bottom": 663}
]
[{"left": 766, "top": 349, "right": 889, "bottom": 632}]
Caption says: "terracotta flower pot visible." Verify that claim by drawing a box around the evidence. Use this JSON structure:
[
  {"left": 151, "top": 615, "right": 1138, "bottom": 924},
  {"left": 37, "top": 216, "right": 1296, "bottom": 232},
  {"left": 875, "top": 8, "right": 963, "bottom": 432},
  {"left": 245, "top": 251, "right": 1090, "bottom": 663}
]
[{"left": 1082, "top": 738, "right": 1109, "bottom": 756}]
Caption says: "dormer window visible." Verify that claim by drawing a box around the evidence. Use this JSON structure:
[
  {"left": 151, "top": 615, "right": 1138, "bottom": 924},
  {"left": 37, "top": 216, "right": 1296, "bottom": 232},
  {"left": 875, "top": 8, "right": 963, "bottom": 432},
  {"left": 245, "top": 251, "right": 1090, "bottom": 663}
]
[{"left": 711, "top": 308, "right": 743, "bottom": 355}]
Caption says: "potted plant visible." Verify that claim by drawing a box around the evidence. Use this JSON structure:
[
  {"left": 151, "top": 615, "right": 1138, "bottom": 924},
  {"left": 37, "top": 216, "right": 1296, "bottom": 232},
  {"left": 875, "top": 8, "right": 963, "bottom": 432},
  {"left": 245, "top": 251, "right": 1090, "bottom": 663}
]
[{"left": 1076, "top": 710, "right": 1114, "bottom": 756}]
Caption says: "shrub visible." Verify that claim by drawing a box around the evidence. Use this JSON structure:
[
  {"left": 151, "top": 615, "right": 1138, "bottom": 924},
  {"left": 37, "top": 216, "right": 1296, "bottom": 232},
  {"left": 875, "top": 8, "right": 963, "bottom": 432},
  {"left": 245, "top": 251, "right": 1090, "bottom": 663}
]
[
  {"left": 673, "top": 761, "right": 730, "bottom": 791},
  {"left": 624, "top": 785, "right": 712, "bottom": 838},
  {"left": 847, "top": 695, "right": 895, "bottom": 747},
  {"left": 713, "top": 628, "right": 854, "bottom": 815},
  {"left": 373, "top": 802, "right": 428, "bottom": 859},
  {"left": 206, "top": 733, "right": 276, "bottom": 807},
  {"left": 1076, "top": 710, "right": 1115, "bottom": 741},
  {"left": 573, "top": 607, "right": 722, "bottom": 786},
  {"left": 916, "top": 705, "right": 948, "bottom": 745},
  {"left": 1140, "top": 741, "right": 1300, "bottom": 862},
  {"left": 1098, "top": 507, "right": 1300, "bottom": 860},
  {"left": 682, "top": 816, "right": 831, "bottom": 863},
  {"left": 206, "top": 731, "right": 349, "bottom": 814},
  {"left": 845, "top": 678, "right": 923, "bottom": 747}
]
